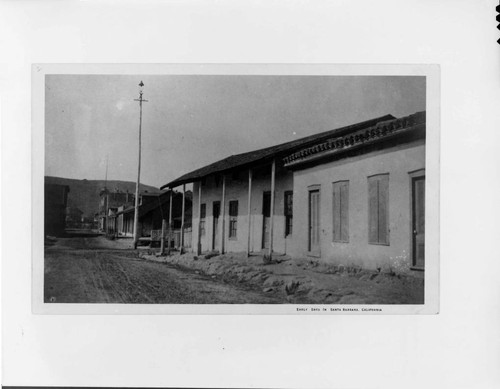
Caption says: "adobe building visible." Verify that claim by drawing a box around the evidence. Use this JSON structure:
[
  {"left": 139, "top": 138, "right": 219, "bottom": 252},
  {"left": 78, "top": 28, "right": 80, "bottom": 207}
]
[
  {"left": 162, "top": 112, "right": 425, "bottom": 273},
  {"left": 44, "top": 183, "right": 70, "bottom": 236}
]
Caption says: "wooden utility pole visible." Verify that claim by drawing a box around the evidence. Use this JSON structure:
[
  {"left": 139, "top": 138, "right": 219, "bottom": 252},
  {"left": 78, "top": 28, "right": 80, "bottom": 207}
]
[
  {"left": 247, "top": 169, "right": 252, "bottom": 257},
  {"left": 132, "top": 81, "right": 148, "bottom": 249}
]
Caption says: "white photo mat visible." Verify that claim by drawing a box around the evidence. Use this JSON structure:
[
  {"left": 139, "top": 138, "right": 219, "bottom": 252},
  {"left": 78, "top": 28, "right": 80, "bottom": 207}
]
[{"left": 2, "top": 1, "right": 499, "bottom": 388}]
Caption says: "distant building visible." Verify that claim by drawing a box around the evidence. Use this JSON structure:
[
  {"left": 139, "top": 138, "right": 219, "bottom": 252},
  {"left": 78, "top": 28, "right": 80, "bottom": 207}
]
[
  {"left": 98, "top": 189, "right": 135, "bottom": 232},
  {"left": 112, "top": 190, "right": 193, "bottom": 248},
  {"left": 162, "top": 112, "right": 426, "bottom": 273},
  {"left": 65, "top": 206, "right": 84, "bottom": 228},
  {"left": 45, "top": 183, "right": 70, "bottom": 236}
]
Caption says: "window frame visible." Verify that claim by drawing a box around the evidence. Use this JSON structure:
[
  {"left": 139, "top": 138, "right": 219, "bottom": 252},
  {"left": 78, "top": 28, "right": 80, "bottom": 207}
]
[
  {"left": 367, "top": 173, "right": 390, "bottom": 246},
  {"left": 200, "top": 203, "right": 206, "bottom": 237},
  {"left": 409, "top": 169, "right": 425, "bottom": 270},
  {"left": 228, "top": 200, "right": 238, "bottom": 240},
  {"left": 307, "top": 185, "right": 321, "bottom": 257}
]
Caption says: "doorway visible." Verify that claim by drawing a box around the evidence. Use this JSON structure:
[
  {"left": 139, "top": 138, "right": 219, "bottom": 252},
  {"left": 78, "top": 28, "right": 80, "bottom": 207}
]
[
  {"left": 212, "top": 201, "right": 220, "bottom": 251},
  {"left": 412, "top": 176, "right": 425, "bottom": 268},
  {"left": 308, "top": 189, "right": 320, "bottom": 254},
  {"left": 262, "top": 191, "right": 271, "bottom": 249}
]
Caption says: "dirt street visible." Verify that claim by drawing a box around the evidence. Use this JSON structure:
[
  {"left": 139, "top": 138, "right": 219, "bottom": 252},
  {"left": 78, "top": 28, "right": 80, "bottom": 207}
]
[{"left": 44, "top": 235, "right": 285, "bottom": 304}]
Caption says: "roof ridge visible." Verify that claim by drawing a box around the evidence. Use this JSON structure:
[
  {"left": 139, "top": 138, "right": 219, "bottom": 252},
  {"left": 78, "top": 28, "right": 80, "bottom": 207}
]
[{"left": 161, "top": 113, "right": 406, "bottom": 189}]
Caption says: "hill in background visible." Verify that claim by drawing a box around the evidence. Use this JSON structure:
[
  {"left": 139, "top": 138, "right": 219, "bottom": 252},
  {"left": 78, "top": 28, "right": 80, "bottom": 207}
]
[{"left": 45, "top": 176, "right": 161, "bottom": 218}]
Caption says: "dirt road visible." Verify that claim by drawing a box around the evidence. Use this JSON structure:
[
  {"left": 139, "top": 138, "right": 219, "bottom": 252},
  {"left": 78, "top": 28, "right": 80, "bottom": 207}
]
[{"left": 44, "top": 236, "right": 285, "bottom": 304}]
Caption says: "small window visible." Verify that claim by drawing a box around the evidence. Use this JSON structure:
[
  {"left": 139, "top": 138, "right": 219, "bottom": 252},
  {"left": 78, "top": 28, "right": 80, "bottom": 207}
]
[
  {"left": 229, "top": 200, "right": 238, "bottom": 239},
  {"left": 284, "top": 191, "right": 293, "bottom": 236},
  {"left": 332, "top": 181, "right": 349, "bottom": 242},
  {"left": 200, "top": 203, "right": 206, "bottom": 236},
  {"left": 368, "top": 174, "right": 389, "bottom": 245}
]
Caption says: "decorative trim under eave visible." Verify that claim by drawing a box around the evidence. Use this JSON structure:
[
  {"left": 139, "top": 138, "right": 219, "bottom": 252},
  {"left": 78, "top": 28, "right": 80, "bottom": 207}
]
[{"left": 283, "top": 112, "right": 426, "bottom": 168}]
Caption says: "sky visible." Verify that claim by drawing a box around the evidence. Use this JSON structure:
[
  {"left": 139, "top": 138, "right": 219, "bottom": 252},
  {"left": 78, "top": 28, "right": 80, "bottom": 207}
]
[{"left": 45, "top": 74, "right": 425, "bottom": 188}]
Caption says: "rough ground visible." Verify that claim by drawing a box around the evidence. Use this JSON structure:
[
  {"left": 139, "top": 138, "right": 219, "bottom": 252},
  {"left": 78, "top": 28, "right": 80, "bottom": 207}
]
[
  {"left": 142, "top": 251, "right": 424, "bottom": 304},
  {"left": 44, "top": 236, "right": 285, "bottom": 304},
  {"left": 45, "top": 234, "right": 424, "bottom": 304}
]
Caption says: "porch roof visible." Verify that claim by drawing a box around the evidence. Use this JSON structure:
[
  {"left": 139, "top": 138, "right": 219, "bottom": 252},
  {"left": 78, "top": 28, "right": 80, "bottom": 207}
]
[
  {"left": 115, "top": 190, "right": 189, "bottom": 219},
  {"left": 161, "top": 113, "right": 395, "bottom": 189},
  {"left": 115, "top": 197, "right": 169, "bottom": 219}
]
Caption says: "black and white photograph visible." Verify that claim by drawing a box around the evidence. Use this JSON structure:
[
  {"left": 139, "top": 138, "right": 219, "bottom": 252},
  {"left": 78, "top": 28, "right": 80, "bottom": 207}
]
[
  {"left": 38, "top": 66, "right": 439, "bottom": 312},
  {"left": 2, "top": 1, "right": 499, "bottom": 388}
]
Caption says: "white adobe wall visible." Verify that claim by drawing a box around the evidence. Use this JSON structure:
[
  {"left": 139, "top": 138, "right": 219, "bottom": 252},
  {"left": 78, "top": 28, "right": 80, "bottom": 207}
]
[
  {"left": 191, "top": 166, "right": 294, "bottom": 255},
  {"left": 288, "top": 140, "right": 425, "bottom": 271}
]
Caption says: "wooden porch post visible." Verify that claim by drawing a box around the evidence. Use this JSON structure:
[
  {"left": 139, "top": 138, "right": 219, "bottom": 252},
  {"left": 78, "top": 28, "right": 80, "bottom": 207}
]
[
  {"left": 268, "top": 159, "right": 276, "bottom": 259},
  {"left": 221, "top": 174, "right": 226, "bottom": 255},
  {"left": 247, "top": 168, "right": 253, "bottom": 257},
  {"left": 197, "top": 181, "right": 202, "bottom": 255},
  {"left": 160, "top": 219, "right": 166, "bottom": 255},
  {"left": 168, "top": 189, "right": 173, "bottom": 255},
  {"left": 180, "top": 184, "right": 186, "bottom": 253}
]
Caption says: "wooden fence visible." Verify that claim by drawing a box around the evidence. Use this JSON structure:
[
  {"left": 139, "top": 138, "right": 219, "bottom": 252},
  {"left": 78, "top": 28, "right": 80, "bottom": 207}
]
[{"left": 150, "top": 225, "right": 192, "bottom": 249}]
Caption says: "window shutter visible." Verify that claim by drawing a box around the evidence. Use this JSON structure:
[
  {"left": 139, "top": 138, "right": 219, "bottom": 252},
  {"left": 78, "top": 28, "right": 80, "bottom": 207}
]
[
  {"left": 229, "top": 201, "right": 238, "bottom": 217},
  {"left": 340, "top": 182, "right": 349, "bottom": 242},
  {"left": 332, "top": 185, "right": 340, "bottom": 241},
  {"left": 368, "top": 178, "right": 378, "bottom": 243},
  {"left": 368, "top": 175, "right": 389, "bottom": 244},
  {"left": 378, "top": 175, "right": 389, "bottom": 244}
]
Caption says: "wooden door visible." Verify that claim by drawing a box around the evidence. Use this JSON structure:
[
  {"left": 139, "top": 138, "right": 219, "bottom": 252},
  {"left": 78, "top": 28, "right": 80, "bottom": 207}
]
[
  {"left": 262, "top": 191, "right": 271, "bottom": 249},
  {"left": 308, "top": 190, "right": 320, "bottom": 253},
  {"left": 412, "top": 176, "right": 425, "bottom": 268},
  {"left": 212, "top": 201, "right": 220, "bottom": 251}
]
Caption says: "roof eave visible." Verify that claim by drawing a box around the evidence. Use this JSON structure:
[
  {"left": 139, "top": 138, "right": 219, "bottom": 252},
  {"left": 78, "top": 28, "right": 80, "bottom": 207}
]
[
  {"left": 284, "top": 115, "right": 425, "bottom": 169},
  {"left": 160, "top": 113, "right": 397, "bottom": 189}
]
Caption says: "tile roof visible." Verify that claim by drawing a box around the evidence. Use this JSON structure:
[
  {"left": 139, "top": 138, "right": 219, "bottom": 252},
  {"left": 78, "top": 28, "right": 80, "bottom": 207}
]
[{"left": 162, "top": 113, "right": 395, "bottom": 188}]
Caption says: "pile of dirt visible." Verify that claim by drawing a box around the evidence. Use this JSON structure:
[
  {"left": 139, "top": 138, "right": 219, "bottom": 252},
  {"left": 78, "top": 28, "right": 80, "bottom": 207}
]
[{"left": 140, "top": 251, "right": 424, "bottom": 304}]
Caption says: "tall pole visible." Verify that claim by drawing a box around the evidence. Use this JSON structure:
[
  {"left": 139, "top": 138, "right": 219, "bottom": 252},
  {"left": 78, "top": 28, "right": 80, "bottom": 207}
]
[
  {"left": 104, "top": 155, "right": 108, "bottom": 234},
  {"left": 247, "top": 168, "right": 253, "bottom": 257},
  {"left": 133, "top": 81, "right": 148, "bottom": 249}
]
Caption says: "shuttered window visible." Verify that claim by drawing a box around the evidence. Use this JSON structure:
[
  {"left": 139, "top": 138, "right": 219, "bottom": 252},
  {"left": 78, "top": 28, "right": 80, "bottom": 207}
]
[
  {"left": 229, "top": 200, "right": 238, "bottom": 239},
  {"left": 200, "top": 203, "right": 206, "bottom": 236},
  {"left": 368, "top": 174, "right": 389, "bottom": 245},
  {"left": 332, "top": 181, "right": 349, "bottom": 242}
]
